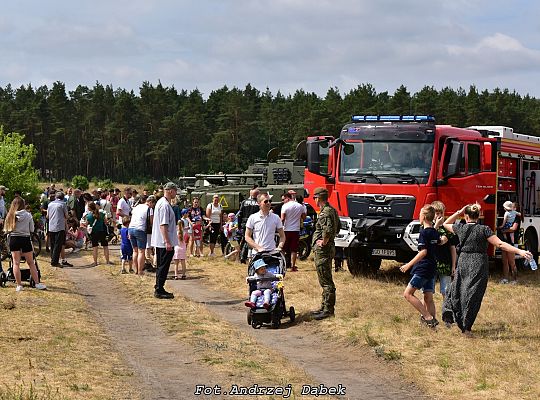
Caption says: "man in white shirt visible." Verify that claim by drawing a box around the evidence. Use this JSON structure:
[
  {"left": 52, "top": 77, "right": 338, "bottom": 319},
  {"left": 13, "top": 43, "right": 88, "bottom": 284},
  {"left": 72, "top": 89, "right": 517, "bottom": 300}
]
[
  {"left": 281, "top": 192, "right": 306, "bottom": 271},
  {"left": 245, "top": 193, "right": 285, "bottom": 255},
  {"left": 151, "top": 182, "right": 179, "bottom": 299},
  {"left": 116, "top": 187, "right": 133, "bottom": 223}
]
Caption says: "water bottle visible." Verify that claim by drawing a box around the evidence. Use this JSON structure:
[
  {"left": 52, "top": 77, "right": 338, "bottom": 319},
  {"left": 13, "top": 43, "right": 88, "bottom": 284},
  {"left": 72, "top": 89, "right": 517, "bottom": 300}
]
[{"left": 529, "top": 258, "right": 538, "bottom": 271}]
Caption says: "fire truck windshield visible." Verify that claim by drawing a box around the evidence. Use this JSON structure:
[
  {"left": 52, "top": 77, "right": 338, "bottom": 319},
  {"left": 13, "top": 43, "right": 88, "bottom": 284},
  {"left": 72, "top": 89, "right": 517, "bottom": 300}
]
[{"left": 339, "top": 141, "right": 433, "bottom": 184}]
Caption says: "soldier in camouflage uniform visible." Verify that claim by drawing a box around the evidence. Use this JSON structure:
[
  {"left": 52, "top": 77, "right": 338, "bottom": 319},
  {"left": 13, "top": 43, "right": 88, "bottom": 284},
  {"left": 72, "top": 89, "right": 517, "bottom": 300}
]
[{"left": 311, "top": 187, "right": 340, "bottom": 320}]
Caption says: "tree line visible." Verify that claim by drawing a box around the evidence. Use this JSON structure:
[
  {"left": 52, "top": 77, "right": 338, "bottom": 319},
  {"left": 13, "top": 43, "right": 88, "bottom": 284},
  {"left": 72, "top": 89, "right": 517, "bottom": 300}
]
[{"left": 1, "top": 81, "right": 539, "bottom": 183}]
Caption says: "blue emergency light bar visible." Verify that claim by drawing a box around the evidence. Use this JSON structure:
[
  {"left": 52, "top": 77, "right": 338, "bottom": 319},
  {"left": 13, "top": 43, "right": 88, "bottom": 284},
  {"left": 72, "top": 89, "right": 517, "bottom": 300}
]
[{"left": 351, "top": 115, "right": 435, "bottom": 122}]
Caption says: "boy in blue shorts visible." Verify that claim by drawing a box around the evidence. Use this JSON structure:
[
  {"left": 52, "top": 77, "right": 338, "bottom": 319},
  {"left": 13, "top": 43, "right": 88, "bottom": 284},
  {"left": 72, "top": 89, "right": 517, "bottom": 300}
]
[
  {"left": 400, "top": 204, "right": 440, "bottom": 328},
  {"left": 120, "top": 216, "right": 133, "bottom": 273}
]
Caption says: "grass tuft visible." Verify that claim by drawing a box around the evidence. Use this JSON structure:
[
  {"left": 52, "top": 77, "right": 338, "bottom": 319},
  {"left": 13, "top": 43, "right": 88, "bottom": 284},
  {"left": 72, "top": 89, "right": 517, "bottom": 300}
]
[
  {"left": 1, "top": 297, "right": 16, "bottom": 310},
  {"left": 68, "top": 384, "right": 91, "bottom": 393},
  {"left": 363, "top": 324, "right": 380, "bottom": 347}
]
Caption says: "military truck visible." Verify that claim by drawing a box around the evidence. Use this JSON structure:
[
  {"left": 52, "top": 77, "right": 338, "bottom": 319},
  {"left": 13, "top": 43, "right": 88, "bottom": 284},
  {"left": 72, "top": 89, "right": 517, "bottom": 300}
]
[{"left": 178, "top": 141, "right": 308, "bottom": 212}]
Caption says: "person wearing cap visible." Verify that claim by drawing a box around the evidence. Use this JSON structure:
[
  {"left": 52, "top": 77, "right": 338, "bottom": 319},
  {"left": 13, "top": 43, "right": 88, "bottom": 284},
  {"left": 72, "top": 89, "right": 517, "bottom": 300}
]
[
  {"left": 245, "top": 258, "right": 277, "bottom": 309},
  {"left": 311, "top": 187, "right": 339, "bottom": 320},
  {"left": 498, "top": 201, "right": 522, "bottom": 284},
  {"left": 128, "top": 195, "right": 156, "bottom": 275},
  {"left": 47, "top": 191, "right": 72, "bottom": 267},
  {"left": 0, "top": 185, "right": 8, "bottom": 222},
  {"left": 151, "top": 182, "right": 179, "bottom": 299},
  {"left": 281, "top": 191, "right": 306, "bottom": 272},
  {"left": 180, "top": 208, "right": 192, "bottom": 255},
  {"left": 206, "top": 194, "right": 224, "bottom": 257},
  {"left": 223, "top": 212, "right": 240, "bottom": 262},
  {"left": 245, "top": 193, "right": 285, "bottom": 256},
  {"left": 498, "top": 201, "right": 518, "bottom": 243}
]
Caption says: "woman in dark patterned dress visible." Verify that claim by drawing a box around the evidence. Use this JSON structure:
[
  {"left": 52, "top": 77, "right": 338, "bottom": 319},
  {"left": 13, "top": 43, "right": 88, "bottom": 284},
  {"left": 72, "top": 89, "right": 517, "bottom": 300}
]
[{"left": 441, "top": 203, "right": 532, "bottom": 337}]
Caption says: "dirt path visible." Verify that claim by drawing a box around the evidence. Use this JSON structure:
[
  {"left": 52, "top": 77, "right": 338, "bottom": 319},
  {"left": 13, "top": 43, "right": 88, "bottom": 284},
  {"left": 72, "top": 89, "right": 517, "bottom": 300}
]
[
  {"left": 63, "top": 251, "right": 425, "bottom": 400},
  {"left": 64, "top": 262, "right": 226, "bottom": 400},
  {"left": 167, "top": 277, "right": 424, "bottom": 400}
]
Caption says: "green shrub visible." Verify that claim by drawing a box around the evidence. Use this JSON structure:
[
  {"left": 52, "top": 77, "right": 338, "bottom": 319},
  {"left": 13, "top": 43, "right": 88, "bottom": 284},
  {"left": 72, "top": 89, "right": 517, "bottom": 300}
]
[
  {"left": 96, "top": 179, "right": 113, "bottom": 190},
  {"left": 71, "top": 175, "right": 89, "bottom": 190},
  {"left": 0, "top": 128, "right": 40, "bottom": 203}
]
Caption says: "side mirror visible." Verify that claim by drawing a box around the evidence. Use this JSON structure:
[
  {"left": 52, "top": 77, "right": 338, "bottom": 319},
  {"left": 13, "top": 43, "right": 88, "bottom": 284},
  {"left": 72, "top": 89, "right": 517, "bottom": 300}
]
[
  {"left": 445, "top": 142, "right": 463, "bottom": 178},
  {"left": 307, "top": 138, "right": 332, "bottom": 176},
  {"left": 343, "top": 143, "right": 355, "bottom": 155},
  {"left": 307, "top": 141, "right": 321, "bottom": 174}
]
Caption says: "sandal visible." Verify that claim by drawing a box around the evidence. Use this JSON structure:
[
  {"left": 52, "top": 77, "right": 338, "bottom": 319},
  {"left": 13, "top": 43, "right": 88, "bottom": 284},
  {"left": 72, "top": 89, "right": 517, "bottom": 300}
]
[
  {"left": 180, "top": 275, "right": 186, "bottom": 280},
  {"left": 174, "top": 276, "right": 180, "bottom": 280},
  {"left": 420, "top": 315, "right": 439, "bottom": 328}
]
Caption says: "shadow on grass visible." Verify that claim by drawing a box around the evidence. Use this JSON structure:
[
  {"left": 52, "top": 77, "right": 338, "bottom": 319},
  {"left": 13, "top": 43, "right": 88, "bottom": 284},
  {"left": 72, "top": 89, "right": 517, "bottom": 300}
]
[{"left": 197, "top": 298, "right": 246, "bottom": 306}]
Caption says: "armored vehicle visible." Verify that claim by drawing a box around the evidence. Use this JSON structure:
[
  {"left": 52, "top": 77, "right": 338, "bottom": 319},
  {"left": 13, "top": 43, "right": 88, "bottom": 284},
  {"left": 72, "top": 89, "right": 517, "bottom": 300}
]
[{"left": 178, "top": 142, "right": 308, "bottom": 213}]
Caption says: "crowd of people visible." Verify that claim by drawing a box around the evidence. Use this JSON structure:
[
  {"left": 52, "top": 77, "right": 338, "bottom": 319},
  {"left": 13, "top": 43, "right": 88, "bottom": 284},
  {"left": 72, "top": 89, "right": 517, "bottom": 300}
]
[
  {"left": 400, "top": 200, "right": 532, "bottom": 337},
  {"left": 0, "top": 181, "right": 534, "bottom": 331}
]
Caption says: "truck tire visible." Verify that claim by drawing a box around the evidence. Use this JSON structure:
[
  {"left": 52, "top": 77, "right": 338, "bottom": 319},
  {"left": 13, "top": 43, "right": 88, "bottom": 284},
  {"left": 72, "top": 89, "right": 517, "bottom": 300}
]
[
  {"left": 297, "top": 240, "right": 311, "bottom": 261},
  {"left": 346, "top": 253, "right": 381, "bottom": 276},
  {"left": 524, "top": 229, "right": 538, "bottom": 264}
]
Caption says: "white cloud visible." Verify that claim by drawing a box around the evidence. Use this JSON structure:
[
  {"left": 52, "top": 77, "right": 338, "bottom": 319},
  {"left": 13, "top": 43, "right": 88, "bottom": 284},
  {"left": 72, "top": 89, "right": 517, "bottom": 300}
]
[{"left": 1, "top": 1, "right": 540, "bottom": 97}]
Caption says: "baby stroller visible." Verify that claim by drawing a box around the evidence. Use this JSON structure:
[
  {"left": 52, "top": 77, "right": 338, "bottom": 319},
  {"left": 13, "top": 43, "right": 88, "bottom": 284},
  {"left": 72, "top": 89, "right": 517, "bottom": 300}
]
[
  {"left": 0, "top": 250, "right": 41, "bottom": 288},
  {"left": 246, "top": 251, "right": 295, "bottom": 329}
]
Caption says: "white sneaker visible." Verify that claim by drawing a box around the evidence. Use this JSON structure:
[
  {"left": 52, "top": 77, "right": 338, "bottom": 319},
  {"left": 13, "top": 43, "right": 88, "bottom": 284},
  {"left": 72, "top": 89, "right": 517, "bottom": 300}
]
[
  {"left": 15, "top": 285, "right": 23, "bottom": 292},
  {"left": 35, "top": 283, "right": 47, "bottom": 290},
  {"left": 510, "top": 280, "right": 518, "bottom": 285},
  {"left": 72, "top": 248, "right": 81, "bottom": 254},
  {"left": 499, "top": 278, "right": 509, "bottom": 284}
]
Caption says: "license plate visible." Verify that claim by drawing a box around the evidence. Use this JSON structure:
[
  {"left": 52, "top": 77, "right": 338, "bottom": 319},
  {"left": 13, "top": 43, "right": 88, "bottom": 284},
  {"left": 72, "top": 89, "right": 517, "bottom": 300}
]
[{"left": 372, "top": 249, "right": 396, "bottom": 257}]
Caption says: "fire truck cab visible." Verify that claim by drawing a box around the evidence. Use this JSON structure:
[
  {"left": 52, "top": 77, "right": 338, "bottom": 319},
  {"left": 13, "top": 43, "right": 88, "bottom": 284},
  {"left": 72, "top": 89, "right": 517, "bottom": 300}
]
[{"left": 304, "top": 116, "right": 540, "bottom": 275}]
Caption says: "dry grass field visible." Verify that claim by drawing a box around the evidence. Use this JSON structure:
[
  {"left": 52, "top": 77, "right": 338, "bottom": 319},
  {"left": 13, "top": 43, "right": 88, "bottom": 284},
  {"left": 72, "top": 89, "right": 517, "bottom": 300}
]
[
  {"left": 189, "top": 254, "right": 540, "bottom": 400},
  {"left": 0, "top": 262, "right": 140, "bottom": 400},
  {"left": 1, "top": 242, "right": 538, "bottom": 399}
]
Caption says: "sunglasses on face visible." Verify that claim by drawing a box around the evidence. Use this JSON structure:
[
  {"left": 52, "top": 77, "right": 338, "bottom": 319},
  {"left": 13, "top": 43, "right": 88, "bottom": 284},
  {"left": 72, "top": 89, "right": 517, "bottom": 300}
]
[{"left": 262, "top": 199, "right": 271, "bottom": 204}]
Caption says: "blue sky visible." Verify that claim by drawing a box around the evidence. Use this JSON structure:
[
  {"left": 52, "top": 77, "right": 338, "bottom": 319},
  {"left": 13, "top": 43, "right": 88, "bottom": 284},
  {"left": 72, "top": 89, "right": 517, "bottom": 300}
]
[{"left": 1, "top": 0, "right": 540, "bottom": 98}]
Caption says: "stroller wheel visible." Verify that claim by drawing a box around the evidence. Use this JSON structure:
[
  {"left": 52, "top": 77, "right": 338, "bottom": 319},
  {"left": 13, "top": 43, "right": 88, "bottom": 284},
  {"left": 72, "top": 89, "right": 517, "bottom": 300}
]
[
  {"left": 252, "top": 320, "right": 262, "bottom": 329},
  {"left": 247, "top": 310, "right": 252, "bottom": 325},
  {"left": 289, "top": 306, "right": 296, "bottom": 323},
  {"left": 0, "top": 271, "right": 6, "bottom": 287}
]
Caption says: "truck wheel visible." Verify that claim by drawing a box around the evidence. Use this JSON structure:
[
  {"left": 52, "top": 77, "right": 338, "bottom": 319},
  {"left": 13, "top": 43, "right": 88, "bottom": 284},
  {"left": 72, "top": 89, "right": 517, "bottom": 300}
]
[
  {"left": 524, "top": 230, "right": 538, "bottom": 263},
  {"left": 346, "top": 256, "right": 381, "bottom": 276},
  {"left": 297, "top": 240, "right": 311, "bottom": 261}
]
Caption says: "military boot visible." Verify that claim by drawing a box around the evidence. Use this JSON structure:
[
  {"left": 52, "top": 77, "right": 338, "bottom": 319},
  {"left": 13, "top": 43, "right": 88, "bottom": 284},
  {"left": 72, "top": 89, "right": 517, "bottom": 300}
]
[{"left": 313, "top": 310, "right": 335, "bottom": 320}]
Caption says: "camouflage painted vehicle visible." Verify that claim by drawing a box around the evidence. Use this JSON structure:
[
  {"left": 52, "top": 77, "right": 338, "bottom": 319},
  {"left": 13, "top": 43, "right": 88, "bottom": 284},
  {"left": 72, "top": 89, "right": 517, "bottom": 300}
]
[{"left": 177, "top": 142, "right": 308, "bottom": 213}]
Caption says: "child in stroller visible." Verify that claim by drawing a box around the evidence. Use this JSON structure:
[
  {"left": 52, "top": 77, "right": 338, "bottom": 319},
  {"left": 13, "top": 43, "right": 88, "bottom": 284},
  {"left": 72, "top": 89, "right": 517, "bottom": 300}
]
[
  {"left": 245, "top": 251, "right": 295, "bottom": 329},
  {"left": 245, "top": 258, "right": 276, "bottom": 310}
]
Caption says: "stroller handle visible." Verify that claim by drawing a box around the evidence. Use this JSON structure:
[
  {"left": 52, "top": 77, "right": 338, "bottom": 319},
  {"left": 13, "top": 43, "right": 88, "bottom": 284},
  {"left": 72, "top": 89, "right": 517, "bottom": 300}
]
[{"left": 246, "top": 275, "right": 282, "bottom": 283}]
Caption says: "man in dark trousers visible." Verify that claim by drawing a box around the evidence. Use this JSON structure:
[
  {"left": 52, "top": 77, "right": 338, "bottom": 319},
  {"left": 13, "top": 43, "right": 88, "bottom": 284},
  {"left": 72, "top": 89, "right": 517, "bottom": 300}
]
[
  {"left": 151, "top": 182, "right": 179, "bottom": 299},
  {"left": 47, "top": 191, "right": 72, "bottom": 267},
  {"left": 236, "top": 188, "right": 260, "bottom": 263},
  {"left": 311, "top": 187, "right": 340, "bottom": 320}
]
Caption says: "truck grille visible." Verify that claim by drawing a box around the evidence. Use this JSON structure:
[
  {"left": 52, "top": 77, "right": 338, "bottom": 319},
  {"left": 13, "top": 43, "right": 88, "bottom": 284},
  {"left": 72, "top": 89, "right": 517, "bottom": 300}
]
[{"left": 347, "top": 194, "right": 415, "bottom": 220}]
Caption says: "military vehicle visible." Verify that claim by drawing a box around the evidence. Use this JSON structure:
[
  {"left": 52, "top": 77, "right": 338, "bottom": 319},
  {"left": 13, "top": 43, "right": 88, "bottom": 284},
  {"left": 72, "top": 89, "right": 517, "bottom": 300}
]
[{"left": 178, "top": 141, "right": 308, "bottom": 212}]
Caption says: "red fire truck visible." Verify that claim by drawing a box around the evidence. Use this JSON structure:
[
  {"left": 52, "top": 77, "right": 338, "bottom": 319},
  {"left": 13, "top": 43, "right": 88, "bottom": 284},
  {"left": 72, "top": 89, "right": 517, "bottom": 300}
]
[{"left": 304, "top": 115, "right": 540, "bottom": 274}]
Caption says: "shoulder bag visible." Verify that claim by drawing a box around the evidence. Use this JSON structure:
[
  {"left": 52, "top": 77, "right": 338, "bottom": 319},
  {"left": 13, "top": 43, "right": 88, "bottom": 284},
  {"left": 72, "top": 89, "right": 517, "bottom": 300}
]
[
  {"left": 145, "top": 208, "right": 152, "bottom": 234},
  {"left": 87, "top": 217, "right": 98, "bottom": 235}
]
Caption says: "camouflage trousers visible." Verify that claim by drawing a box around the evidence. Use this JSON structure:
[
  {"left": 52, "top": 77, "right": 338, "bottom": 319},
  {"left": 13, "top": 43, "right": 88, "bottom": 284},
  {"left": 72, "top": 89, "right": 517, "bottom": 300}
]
[{"left": 314, "top": 246, "right": 336, "bottom": 314}]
